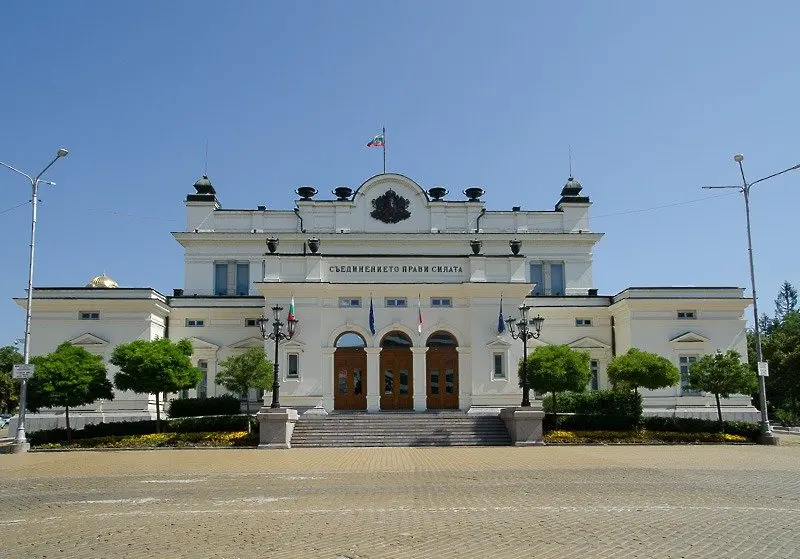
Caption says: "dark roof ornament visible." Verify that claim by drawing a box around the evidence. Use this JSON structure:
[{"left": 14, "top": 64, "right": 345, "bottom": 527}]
[
  {"left": 370, "top": 189, "right": 411, "bottom": 224},
  {"left": 193, "top": 175, "right": 216, "bottom": 195}
]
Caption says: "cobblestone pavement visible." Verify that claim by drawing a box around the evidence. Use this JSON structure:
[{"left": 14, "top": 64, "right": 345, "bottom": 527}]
[{"left": 1, "top": 445, "right": 799, "bottom": 558}]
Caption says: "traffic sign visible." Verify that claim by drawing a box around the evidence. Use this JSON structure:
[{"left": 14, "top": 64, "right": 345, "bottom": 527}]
[
  {"left": 757, "top": 361, "right": 769, "bottom": 377},
  {"left": 12, "top": 364, "right": 35, "bottom": 379}
]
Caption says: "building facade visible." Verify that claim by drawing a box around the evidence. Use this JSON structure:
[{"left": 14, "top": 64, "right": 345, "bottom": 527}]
[{"left": 13, "top": 172, "right": 758, "bottom": 431}]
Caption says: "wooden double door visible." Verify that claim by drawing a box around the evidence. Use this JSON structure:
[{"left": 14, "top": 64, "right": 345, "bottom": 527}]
[
  {"left": 333, "top": 348, "right": 367, "bottom": 410},
  {"left": 380, "top": 348, "right": 413, "bottom": 409},
  {"left": 426, "top": 347, "right": 459, "bottom": 409}
]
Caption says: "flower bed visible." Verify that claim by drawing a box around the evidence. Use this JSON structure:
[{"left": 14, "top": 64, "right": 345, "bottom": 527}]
[
  {"left": 545, "top": 430, "right": 750, "bottom": 444},
  {"left": 36, "top": 431, "right": 259, "bottom": 450}
]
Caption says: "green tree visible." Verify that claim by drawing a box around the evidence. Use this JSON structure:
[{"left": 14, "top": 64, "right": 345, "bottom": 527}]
[
  {"left": 606, "top": 348, "right": 681, "bottom": 393},
  {"left": 27, "top": 342, "right": 114, "bottom": 442},
  {"left": 774, "top": 281, "right": 798, "bottom": 321},
  {"left": 111, "top": 338, "right": 201, "bottom": 433},
  {"left": 215, "top": 347, "right": 273, "bottom": 432},
  {"left": 0, "top": 345, "right": 24, "bottom": 414},
  {"left": 687, "top": 350, "right": 758, "bottom": 429},
  {"left": 761, "top": 311, "right": 800, "bottom": 423},
  {"left": 519, "top": 345, "right": 591, "bottom": 416}
]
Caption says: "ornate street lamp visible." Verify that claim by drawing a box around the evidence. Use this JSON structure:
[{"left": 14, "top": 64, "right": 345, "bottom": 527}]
[
  {"left": 505, "top": 303, "right": 544, "bottom": 407},
  {"left": 256, "top": 305, "right": 298, "bottom": 409}
]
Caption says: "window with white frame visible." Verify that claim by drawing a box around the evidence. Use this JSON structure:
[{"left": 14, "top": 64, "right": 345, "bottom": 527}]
[
  {"left": 245, "top": 318, "right": 260, "bottom": 327},
  {"left": 197, "top": 360, "right": 208, "bottom": 398},
  {"left": 530, "top": 261, "right": 566, "bottom": 296},
  {"left": 287, "top": 353, "right": 299, "bottom": 378},
  {"left": 339, "top": 297, "right": 362, "bottom": 308},
  {"left": 575, "top": 318, "right": 592, "bottom": 327},
  {"left": 493, "top": 353, "right": 506, "bottom": 379},
  {"left": 431, "top": 297, "right": 452, "bottom": 308},
  {"left": 677, "top": 310, "right": 697, "bottom": 319},
  {"left": 590, "top": 360, "right": 599, "bottom": 390},
  {"left": 679, "top": 355, "right": 700, "bottom": 395},
  {"left": 385, "top": 297, "right": 407, "bottom": 308},
  {"left": 213, "top": 261, "right": 251, "bottom": 296},
  {"left": 79, "top": 311, "right": 100, "bottom": 320},
  {"left": 186, "top": 319, "right": 205, "bottom": 327}
]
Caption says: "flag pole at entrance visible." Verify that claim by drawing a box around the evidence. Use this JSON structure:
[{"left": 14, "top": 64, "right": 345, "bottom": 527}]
[{"left": 383, "top": 127, "right": 386, "bottom": 174}]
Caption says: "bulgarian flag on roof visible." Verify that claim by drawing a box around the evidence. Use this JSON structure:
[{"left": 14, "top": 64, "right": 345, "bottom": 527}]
[
  {"left": 288, "top": 296, "right": 296, "bottom": 322},
  {"left": 366, "top": 132, "right": 385, "bottom": 147}
]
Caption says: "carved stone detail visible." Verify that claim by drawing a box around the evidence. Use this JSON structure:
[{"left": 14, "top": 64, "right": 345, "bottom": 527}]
[{"left": 370, "top": 189, "right": 411, "bottom": 224}]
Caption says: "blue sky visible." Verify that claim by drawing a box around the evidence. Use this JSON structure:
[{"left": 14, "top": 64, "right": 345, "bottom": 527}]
[{"left": 1, "top": 1, "right": 799, "bottom": 347}]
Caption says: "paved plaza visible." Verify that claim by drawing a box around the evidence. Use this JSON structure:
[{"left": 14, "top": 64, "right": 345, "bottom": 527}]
[{"left": 1, "top": 443, "right": 800, "bottom": 558}]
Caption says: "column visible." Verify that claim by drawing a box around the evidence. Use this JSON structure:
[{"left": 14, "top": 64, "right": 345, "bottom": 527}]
[
  {"left": 320, "top": 347, "right": 336, "bottom": 412},
  {"left": 456, "top": 347, "right": 472, "bottom": 411},
  {"left": 365, "top": 347, "right": 382, "bottom": 411},
  {"left": 411, "top": 346, "right": 429, "bottom": 412}
]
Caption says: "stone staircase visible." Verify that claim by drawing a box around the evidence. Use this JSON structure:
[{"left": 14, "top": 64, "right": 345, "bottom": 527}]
[{"left": 290, "top": 411, "right": 512, "bottom": 447}]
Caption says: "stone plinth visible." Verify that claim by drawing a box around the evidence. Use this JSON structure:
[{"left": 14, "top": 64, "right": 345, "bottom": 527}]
[
  {"left": 257, "top": 407, "right": 299, "bottom": 449},
  {"left": 500, "top": 407, "right": 545, "bottom": 446}
]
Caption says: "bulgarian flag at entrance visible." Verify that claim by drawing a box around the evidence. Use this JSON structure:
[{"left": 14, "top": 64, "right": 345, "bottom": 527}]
[
  {"left": 288, "top": 296, "right": 296, "bottom": 322},
  {"left": 366, "top": 132, "right": 385, "bottom": 147},
  {"left": 417, "top": 295, "right": 424, "bottom": 334}
]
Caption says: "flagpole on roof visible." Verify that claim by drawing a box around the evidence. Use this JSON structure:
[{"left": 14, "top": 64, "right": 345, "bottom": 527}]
[{"left": 383, "top": 126, "right": 386, "bottom": 174}]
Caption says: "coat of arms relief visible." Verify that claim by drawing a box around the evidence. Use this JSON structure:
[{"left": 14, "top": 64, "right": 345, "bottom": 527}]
[{"left": 370, "top": 189, "right": 411, "bottom": 224}]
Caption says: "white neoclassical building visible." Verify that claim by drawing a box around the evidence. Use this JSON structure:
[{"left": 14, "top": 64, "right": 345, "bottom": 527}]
[{"left": 13, "top": 171, "right": 758, "bottom": 431}]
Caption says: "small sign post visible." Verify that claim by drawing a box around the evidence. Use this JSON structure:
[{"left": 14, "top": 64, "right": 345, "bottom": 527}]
[
  {"left": 757, "top": 361, "right": 769, "bottom": 377},
  {"left": 12, "top": 363, "right": 35, "bottom": 379}
]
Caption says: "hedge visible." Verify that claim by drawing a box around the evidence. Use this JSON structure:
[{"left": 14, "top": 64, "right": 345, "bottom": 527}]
[
  {"left": 168, "top": 395, "right": 241, "bottom": 418},
  {"left": 642, "top": 416, "right": 760, "bottom": 439},
  {"left": 28, "top": 414, "right": 258, "bottom": 446},
  {"left": 543, "top": 390, "right": 643, "bottom": 422}
]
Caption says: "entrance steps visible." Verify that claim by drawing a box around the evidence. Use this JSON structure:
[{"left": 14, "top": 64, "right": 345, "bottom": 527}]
[{"left": 290, "top": 411, "right": 512, "bottom": 447}]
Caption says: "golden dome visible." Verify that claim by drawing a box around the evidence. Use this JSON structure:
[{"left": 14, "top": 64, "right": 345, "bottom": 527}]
[{"left": 86, "top": 274, "right": 118, "bottom": 288}]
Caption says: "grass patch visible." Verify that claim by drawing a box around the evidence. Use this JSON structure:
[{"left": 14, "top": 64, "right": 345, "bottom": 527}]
[
  {"left": 544, "top": 429, "right": 750, "bottom": 444},
  {"left": 35, "top": 430, "right": 260, "bottom": 450}
]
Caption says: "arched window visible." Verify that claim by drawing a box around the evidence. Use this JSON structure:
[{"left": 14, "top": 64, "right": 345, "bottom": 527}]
[
  {"left": 380, "top": 331, "right": 412, "bottom": 348},
  {"left": 335, "top": 332, "right": 367, "bottom": 348},
  {"left": 426, "top": 331, "right": 457, "bottom": 348}
]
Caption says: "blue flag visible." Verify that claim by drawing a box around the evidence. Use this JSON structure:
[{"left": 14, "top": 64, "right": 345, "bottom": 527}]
[
  {"left": 497, "top": 296, "right": 506, "bottom": 333},
  {"left": 369, "top": 296, "right": 376, "bottom": 335}
]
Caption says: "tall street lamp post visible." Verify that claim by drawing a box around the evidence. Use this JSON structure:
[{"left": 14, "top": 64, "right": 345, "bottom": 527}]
[
  {"left": 1, "top": 148, "right": 69, "bottom": 452},
  {"left": 505, "top": 303, "right": 544, "bottom": 407},
  {"left": 704, "top": 154, "right": 800, "bottom": 440},
  {"left": 257, "top": 305, "right": 297, "bottom": 409}
]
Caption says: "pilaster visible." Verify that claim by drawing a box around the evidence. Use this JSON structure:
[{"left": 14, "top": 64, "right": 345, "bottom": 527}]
[
  {"left": 320, "top": 347, "right": 336, "bottom": 412},
  {"left": 364, "top": 347, "right": 382, "bottom": 411},
  {"left": 411, "top": 346, "right": 429, "bottom": 411},
  {"left": 456, "top": 346, "right": 472, "bottom": 411}
]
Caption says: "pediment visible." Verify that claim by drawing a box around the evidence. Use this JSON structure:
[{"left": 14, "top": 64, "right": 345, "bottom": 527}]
[
  {"left": 670, "top": 331, "right": 711, "bottom": 344},
  {"left": 188, "top": 336, "right": 220, "bottom": 351},
  {"left": 229, "top": 336, "right": 265, "bottom": 349},
  {"left": 486, "top": 339, "right": 512, "bottom": 349},
  {"left": 68, "top": 333, "right": 109, "bottom": 347},
  {"left": 568, "top": 336, "right": 611, "bottom": 350}
]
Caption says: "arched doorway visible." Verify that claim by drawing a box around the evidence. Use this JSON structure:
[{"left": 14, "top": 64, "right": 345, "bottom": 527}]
[
  {"left": 334, "top": 332, "right": 367, "bottom": 410},
  {"left": 379, "top": 331, "right": 413, "bottom": 410},
  {"left": 426, "top": 331, "right": 459, "bottom": 409}
]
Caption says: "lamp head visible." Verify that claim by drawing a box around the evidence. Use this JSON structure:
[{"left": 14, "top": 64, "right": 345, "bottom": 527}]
[
  {"left": 287, "top": 316, "right": 298, "bottom": 337},
  {"left": 272, "top": 305, "right": 283, "bottom": 322},
  {"left": 518, "top": 303, "right": 530, "bottom": 321},
  {"left": 734, "top": 154, "right": 744, "bottom": 163},
  {"left": 530, "top": 314, "right": 545, "bottom": 334},
  {"left": 57, "top": 148, "right": 69, "bottom": 158},
  {"left": 256, "top": 315, "right": 268, "bottom": 337}
]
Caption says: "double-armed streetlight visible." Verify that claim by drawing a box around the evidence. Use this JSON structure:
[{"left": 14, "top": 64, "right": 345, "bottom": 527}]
[
  {"left": 505, "top": 303, "right": 545, "bottom": 407},
  {"left": 704, "top": 154, "right": 800, "bottom": 438},
  {"left": 257, "top": 305, "right": 298, "bottom": 409},
  {"left": 1, "top": 148, "right": 69, "bottom": 451}
]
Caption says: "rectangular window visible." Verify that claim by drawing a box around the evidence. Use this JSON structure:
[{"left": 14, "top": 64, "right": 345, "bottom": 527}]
[
  {"left": 197, "top": 360, "right": 208, "bottom": 399},
  {"left": 214, "top": 263, "right": 228, "bottom": 296},
  {"left": 385, "top": 297, "right": 407, "bottom": 307},
  {"left": 550, "top": 263, "right": 565, "bottom": 296},
  {"left": 576, "top": 318, "right": 592, "bottom": 327},
  {"left": 590, "top": 360, "right": 599, "bottom": 391},
  {"left": 339, "top": 297, "right": 362, "bottom": 308},
  {"left": 245, "top": 318, "right": 259, "bottom": 327},
  {"left": 79, "top": 311, "right": 100, "bottom": 320},
  {"left": 287, "top": 353, "right": 299, "bottom": 378},
  {"left": 530, "top": 264, "right": 544, "bottom": 296},
  {"left": 493, "top": 353, "right": 506, "bottom": 379},
  {"left": 186, "top": 319, "right": 205, "bottom": 327},
  {"left": 677, "top": 310, "right": 696, "bottom": 319},
  {"left": 431, "top": 298, "right": 452, "bottom": 308},
  {"left": 679, "top": 355, "right": 700, "bottom": 395},
  {"left": 235, "top": 263, "right": 250, "bottom": 296}
]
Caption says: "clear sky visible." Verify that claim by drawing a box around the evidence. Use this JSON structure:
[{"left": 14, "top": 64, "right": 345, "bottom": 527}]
[{"left": 1, "top": 1, "right": 799, "bottom": 347}]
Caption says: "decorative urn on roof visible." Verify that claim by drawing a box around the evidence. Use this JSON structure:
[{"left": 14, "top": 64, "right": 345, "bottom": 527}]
[
  {"left": 463, "top": 187, "right": 485, "bottom": 201},
  {"left": 86, "top": 274, "right": 118, "bottom": 288}
]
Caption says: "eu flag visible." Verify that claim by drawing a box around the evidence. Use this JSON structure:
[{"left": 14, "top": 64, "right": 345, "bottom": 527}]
[{"left": 369, "top": 296, "right": 376, "bottom": 335}]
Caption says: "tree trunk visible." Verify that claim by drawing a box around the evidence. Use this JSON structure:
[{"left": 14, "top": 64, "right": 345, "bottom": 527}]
[
  {"left": 65, "top": 406, "right": 71, "bottom": 443},
  {"left": 245, "top": 390, "right": 251, "bottom": 434},
  {"left": 715, "top": 393, "right": 724, "bottom": 432},
  {"left": 155, "top": 392, "right": 161, "bottom": 434},
  {"left": 552, "top": 390, "right": 557, "bottom": 419}
]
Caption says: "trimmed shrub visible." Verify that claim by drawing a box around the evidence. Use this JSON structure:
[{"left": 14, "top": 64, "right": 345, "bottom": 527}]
[
  {"left": 542, "top": 390, "right": 643, "bottom": 431},
  {"left": 554, "top": 413, "right": 641, "bottom": 431},
  {"left": 168, "top": 395, "right": 241, "bottom": 418},
  {"left": 642, "top": 416, "right": 760, "bottom": 440},
  {"left": 28, "top": 414, "right": 257, "bottom": 446}
]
